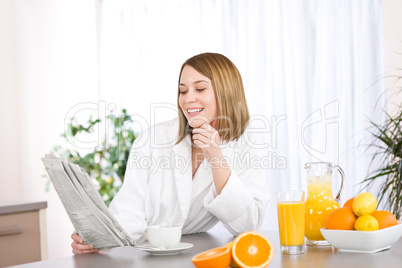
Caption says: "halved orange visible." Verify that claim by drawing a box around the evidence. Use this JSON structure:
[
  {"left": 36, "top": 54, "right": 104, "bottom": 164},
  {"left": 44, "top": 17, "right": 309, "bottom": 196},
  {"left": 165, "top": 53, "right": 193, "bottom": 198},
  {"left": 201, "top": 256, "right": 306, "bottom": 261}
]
[
  {"left": 225, "top": 241, "right": 240, "bottom": 268},
  {"left": 232, "top": 231, "right": 274, "bottom": 268},
  {"left": 192, "top": 246, "right": 231, "bottom": 268}
]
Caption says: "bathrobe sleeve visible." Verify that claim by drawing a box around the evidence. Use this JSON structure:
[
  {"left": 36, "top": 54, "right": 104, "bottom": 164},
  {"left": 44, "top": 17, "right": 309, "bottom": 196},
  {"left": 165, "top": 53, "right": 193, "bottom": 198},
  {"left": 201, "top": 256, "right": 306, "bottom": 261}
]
[
  {"left": 203, "top": 131, "right": 271, "bottom": 236},
  {"left": 109, "top": 131, "right": 150, "bottom": 242}
]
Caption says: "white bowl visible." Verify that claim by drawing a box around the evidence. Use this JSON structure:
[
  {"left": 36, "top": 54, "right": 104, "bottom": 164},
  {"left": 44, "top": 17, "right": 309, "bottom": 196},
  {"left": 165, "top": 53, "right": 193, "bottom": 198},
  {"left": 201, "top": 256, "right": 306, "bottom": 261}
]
[{"left": 320, "top": 223, "right": 402, "bottom": 253}]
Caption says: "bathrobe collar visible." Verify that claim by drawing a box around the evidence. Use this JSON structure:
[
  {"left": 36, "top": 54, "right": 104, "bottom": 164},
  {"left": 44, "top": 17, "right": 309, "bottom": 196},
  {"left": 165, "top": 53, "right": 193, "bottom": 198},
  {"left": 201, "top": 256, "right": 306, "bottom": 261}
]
[
  {"left": 172, "top": 134, "right": 236, "bottom": 221},
  {"left": 172, "top": 134, "right": 192, "bottom": 221}
]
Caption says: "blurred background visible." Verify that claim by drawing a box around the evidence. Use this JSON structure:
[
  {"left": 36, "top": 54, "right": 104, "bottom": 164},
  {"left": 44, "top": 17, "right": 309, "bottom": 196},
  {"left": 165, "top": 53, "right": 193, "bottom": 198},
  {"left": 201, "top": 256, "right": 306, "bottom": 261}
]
[{"left": 0, "top": 0, "right": 401, "bottom": 259}]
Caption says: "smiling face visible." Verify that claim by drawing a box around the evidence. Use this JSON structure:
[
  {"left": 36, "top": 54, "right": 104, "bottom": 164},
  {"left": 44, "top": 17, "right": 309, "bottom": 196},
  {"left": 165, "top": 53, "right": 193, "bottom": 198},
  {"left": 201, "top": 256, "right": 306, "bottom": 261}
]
[{"left": 178, "top": 65, "right": 218, "bottom": 128}]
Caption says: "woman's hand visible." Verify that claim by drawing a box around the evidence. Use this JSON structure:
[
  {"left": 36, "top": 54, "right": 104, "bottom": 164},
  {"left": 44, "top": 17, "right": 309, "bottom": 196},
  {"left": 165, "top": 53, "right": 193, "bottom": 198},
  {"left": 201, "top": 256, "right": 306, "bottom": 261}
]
[
  {"left": 192, "top": 121, "right": 231, "bottom": 195},
  {"left": 192, "top": 121, "right": 222, "bottom": 161},
  {"left": 71, "top": 233, "right": 99, "bottom": 254}
]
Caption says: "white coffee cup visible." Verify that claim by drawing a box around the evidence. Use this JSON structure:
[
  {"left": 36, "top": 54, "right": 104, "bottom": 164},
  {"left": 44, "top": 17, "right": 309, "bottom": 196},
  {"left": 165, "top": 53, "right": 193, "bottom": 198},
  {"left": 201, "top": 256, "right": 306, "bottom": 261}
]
[{"left": 146, "top": 225, "right": 182, "bottom": 249}]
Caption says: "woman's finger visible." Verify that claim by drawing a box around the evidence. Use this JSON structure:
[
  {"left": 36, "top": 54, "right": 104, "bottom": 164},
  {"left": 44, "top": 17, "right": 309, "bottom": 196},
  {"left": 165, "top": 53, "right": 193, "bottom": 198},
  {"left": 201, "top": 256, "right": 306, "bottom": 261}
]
[
  {"left": 202, "top": 123, "right": 219, "bottom": 138},
  {"left": 192, "top": 131, "right": 211, "bottom": 141},
  {"left": 193, "top": 124, "right": 218, "bottom": 139},
  {"left": 71, "top": 241, "right": 95, "bottom": 250},
  {"left": 71, "top": 232, "right": 99, "bottom": 255},
  {"left": 71, "top": 233, "right": 83, "bottom": 243},
  {"left": 192, "top": 128, "right": 210, "bottom": 135},
  {"left": 193, "top": 139, "right": 209, "bottom": 149},
  {"left": 193, "top": 133, "right": 210, "bottom": 145},
  {"left": 193, "top": 139, "right": 204, "bottom": 147},
  {"left": 71, "top": 240, "right": 99, "bottom": 255},
  {"left": 72, "top": 248, "right": 99, "bottom": 255},
  {"left": 200, "top": 123, "right": 215, "bottom": 132}
]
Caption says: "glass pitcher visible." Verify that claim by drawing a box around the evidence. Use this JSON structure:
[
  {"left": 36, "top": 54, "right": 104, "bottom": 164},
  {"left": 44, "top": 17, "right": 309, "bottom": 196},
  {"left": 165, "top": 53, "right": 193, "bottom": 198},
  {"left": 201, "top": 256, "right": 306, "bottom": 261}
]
[{"left": 304, "top": 162, "right": 344, "bottom": 246}]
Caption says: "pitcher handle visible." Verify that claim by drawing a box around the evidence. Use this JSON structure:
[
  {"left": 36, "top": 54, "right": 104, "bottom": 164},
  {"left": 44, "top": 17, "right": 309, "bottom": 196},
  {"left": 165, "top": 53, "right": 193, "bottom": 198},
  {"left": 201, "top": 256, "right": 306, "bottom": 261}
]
[{"left": 333, "top": 165, "right": 344, "bottom": 203}]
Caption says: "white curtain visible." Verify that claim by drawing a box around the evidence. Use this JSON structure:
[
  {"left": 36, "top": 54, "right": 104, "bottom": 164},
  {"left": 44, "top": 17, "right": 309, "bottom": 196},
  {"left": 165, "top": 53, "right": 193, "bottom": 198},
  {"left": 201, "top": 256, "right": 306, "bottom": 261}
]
[
  {"left": 99, "top": 0, "right": 386, "bottom": 230},
  {"left": 0, "top": 0, "right": 100, "bottom": 259},
  {"left": 0, "top": 0, "right": 386, "bottom": 260}
]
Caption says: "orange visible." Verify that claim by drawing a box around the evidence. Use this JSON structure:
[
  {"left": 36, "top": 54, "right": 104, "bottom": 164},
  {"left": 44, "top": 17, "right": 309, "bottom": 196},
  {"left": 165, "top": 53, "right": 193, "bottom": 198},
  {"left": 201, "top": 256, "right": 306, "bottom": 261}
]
[
  {"left": 192, "top": 246, "right": 231, "bottom": 268},
  {"left": 225, "top": 241, "right": 240, "bottom": 268},
  {"left": 343, "top": 197, "right": 355, "bottom": 208},
  {"left": 371, "top": 210, "right": 398, "bottom": 229},
  {"left": 232, "top": 231, "right": 274, "bottom": 268},
  {"left": 326, "top": 207, "right": 357, "bottom": 230}
]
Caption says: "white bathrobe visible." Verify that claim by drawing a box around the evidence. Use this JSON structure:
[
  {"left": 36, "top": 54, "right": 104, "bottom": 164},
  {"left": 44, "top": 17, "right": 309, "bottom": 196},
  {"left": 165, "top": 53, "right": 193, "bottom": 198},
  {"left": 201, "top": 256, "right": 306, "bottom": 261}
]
[{"left": 109, "top": 118, "right": 270, "bottom": 242}]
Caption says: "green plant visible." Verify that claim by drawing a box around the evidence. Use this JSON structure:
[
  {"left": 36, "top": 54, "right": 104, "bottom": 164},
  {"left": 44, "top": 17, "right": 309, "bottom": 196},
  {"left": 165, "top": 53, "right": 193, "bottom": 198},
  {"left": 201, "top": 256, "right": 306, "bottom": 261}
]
[
  {"left": 51, "top": 108, "right": 135, "bottom": 206},
  {"left": 362, "top": 108, "right": 402, "bottom": 220}
]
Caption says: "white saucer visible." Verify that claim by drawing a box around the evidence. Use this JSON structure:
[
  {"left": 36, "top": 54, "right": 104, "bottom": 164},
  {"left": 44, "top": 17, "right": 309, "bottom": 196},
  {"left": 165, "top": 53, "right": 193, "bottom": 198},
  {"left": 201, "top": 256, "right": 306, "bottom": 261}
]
[{"left": 135, "top": 242, "right": 193, "bottom": 255}]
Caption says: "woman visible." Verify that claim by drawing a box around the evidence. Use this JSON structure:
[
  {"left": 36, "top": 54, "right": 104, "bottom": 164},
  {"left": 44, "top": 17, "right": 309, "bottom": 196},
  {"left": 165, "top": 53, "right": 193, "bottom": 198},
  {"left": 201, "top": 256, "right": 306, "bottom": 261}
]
[{"left": 71, "top": 52, "right": 270, "bottom": 254}]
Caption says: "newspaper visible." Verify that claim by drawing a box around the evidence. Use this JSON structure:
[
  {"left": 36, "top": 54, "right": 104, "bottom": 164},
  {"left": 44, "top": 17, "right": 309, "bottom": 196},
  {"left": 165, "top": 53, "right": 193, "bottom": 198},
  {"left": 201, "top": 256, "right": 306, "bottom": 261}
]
[{"left": 42, "top": 153, "right": 135, "bottom": 249}]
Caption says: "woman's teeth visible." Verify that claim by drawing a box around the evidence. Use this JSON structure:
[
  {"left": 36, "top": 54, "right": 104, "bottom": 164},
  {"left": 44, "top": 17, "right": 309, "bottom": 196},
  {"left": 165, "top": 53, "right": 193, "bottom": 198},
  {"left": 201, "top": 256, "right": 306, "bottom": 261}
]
[{"left": 188, "top": 108, "right": 204, "bottom": 114}]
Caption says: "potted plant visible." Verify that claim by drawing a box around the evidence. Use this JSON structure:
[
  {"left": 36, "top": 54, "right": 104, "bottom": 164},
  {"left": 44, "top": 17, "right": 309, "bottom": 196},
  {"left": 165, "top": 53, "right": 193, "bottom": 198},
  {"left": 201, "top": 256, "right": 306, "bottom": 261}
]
[
  {"left": 362, "top": 105, "right": 402, "bottom": 220},
  {"left": 49, "top": 108, "right": 136, "bottom": 206}
]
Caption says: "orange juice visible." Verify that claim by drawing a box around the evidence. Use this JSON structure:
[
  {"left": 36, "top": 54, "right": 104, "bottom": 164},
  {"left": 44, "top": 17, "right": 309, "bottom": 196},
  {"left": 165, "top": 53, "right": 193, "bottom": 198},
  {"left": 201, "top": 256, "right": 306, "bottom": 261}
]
[
  {"left": 305, "top": 175, "right": 340, "bottom": 241},
  {"left": 277, "top": 201, "right": 305, "bottom": 246}
]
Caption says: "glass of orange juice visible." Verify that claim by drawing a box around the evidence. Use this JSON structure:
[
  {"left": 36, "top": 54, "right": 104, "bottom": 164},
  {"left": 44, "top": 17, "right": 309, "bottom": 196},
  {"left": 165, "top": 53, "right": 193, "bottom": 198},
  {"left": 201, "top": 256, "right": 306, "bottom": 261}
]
[{"left": 276, "top": 191, "right": 305, "bottom": 254}]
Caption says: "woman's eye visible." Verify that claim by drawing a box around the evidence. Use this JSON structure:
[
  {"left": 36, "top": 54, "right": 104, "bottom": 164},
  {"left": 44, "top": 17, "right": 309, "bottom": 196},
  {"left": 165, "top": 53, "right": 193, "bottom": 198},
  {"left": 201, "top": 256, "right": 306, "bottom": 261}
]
[
  {"left": 196, "top": 88, "right": 206, "bottom": 92},
  {"left": 179, "top": 90, "right": 187, "bottom": 94}
]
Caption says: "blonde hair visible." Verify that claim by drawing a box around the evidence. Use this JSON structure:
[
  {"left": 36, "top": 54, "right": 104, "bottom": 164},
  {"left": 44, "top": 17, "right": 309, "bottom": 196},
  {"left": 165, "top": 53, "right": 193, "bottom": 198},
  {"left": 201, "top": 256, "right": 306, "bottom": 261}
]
[{"left": 176, "top": 53, "right": 250, "bottom": 144}]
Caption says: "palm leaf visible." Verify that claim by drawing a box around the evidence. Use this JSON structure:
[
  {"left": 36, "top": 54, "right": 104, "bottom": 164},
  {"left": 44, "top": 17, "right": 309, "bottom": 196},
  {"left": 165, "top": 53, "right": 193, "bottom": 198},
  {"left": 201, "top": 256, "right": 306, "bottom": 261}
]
[{"left": 363, "top": 105, "right": 402, "bottom": 219}]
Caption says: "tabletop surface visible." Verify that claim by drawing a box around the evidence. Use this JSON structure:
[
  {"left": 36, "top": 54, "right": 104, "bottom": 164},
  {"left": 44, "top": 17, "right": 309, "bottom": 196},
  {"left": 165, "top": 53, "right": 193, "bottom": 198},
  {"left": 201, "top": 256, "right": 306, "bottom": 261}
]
[
  {"left": 8, "top": 228, "right": 402, "bottom": 268},
  {"left": 0, "top": 200, "right": 47, "bottom": 215}
]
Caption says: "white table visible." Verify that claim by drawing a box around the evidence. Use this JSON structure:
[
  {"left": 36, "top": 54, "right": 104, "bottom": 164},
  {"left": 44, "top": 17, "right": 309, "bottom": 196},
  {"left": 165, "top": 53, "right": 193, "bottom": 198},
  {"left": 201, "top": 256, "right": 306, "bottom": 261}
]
[{"left": 8, "top": 228, "right": 402, "bottom": 268}]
